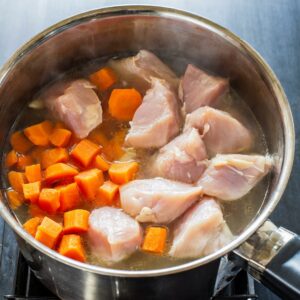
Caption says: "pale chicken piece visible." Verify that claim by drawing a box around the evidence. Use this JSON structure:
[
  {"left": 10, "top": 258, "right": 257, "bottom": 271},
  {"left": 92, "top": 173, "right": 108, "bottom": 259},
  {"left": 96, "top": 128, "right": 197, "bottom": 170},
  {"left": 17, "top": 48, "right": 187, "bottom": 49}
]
[
  {"left": 184, "top": 106, "right": 252, "bottom": 156},
  {"left": 88, "top": 207, "right": 142, "bottom": 264},
  {"left": 125, "top": 79, "right": 181, "bottom": 148},
  {"left": 169, "top": 198, "right": 233, "bottom": 258},
  {"left": 197, "top": 154, "right": 272, "bottom": 201},
  {"left": 120, "top": 178, "right": 203, "bottom": 224},
  {"left": 44, "top": 79, "right": 102, "bottom": 138},
  {"left": 152, "top": 128, "right": 208, "bottom": 183},
  {"left": 180, "top": 64, "right": 229, "bottom": 113},
  {"left": 108, "top": 50, "right": 179, "bottom": 92}
]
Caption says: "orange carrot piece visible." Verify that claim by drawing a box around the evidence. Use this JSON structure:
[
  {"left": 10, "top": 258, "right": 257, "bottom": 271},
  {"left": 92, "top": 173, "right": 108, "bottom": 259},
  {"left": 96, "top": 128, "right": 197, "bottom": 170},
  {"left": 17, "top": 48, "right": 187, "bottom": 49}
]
[
  {"left": 45, "top": 163, "right": 78, "bottom": 183},
  {"left": 108, "top": 88, "right": 142, "bottom": 121},
  {"left": 38, "top": 188, "right": 60, "bottom": 213},
  {"left": 63, "top": 209, "right": 90, "bottom": 234},
  {"left": 70, "top": 139, "right": 101, "bottom": 167},
  {"left": 8, "top": 171, "right": 27, "bottom": 193},
  {"left": 23, "top": 217, "right": 42, "bottom": 236},
  {"left": 25, "top": 164, "right": 42, "bottom": 183},
  {"left": 10, "top": 131, "right": 33, "bottom": 153},
  {"left": 58, "top": 182, "right": 81, "bottom": 212},
  {"left": 17, "top": 154, "right": 34, "bottom": 170},
  {"left": 7, "top": 190, "right": 24, "bottom": 210},
  {"left": 92, "top": 155, "right": 110, "bottom": 171},
  {"left": 5, "top": 150, "right": 18, "bottom": 168},
  {"left": 108, "top": 161, "right": 139, "bottom": 184},
  {"left": 75, "top": 169, "right": 104, "bottom": 200},
  {"left": 29, "top": 204, "right": 46, "bottom": 218},
  {"left": 58, "top": 234, "right": 86, "bottom": 262},
  {"left": 24, "top": 120, "right": 53, "bottom": 146},
  {"left": 96, "top": 181, "right": 119, "bottom": 206},
  {"left": 41, "top": 148, "right": 69, "bottom": 169},
  {"left": 50, "top": 128, "right": 72, "bottom": 147},
  {"left": 35, "top": 217, "right": 63, "bottom": 249},
  {"left": 89, "top": 67, "right": 117, "bottom": 91},
  {"left": 22, "top": 181, "right": 41, "bottom": 203},
  {"left": 142, "top": 226, "right": 168, "bottom": 254},
  {"left": 30, "top": 147, "right": 46, "bottom": 163}
]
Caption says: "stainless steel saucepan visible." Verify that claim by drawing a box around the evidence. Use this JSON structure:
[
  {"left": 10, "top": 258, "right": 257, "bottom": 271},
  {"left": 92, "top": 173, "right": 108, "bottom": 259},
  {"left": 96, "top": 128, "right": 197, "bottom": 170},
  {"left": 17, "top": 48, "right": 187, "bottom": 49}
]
[{"left": 0, "top": 6, "right": 299, "bottom": 300}]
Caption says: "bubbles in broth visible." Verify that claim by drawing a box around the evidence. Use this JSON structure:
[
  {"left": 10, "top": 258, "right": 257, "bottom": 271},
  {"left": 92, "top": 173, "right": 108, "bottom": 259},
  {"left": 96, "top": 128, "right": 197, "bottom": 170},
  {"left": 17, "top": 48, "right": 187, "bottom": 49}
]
[{"left": 2, "top": 53, "right": 269, "bottom": 271}]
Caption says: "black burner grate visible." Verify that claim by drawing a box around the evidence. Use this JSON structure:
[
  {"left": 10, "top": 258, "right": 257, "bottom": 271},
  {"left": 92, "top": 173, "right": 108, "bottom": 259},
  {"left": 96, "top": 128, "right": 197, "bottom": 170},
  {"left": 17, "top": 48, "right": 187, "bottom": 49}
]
[{"left": 4, "top": 254, "right": 57, "bottom": 300}]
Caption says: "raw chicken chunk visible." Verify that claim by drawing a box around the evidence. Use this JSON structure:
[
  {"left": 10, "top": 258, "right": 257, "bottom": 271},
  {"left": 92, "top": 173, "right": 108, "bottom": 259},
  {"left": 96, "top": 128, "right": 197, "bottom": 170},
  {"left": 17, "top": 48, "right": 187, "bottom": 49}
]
[
  {"left": 180, "top": 64, "right": 229, "bottom": 113},
  {"left": 44, "top": 79, "right": 102, "bottom": 138},
  {"left": 88, "top": 207, "right": 142, "bottom": 264},
  {"left": 109, "top": 50, "right": 179, "bottom": 92},
  {"left": 169, "top": 198, "right": 233, "bottom": 258},
  {"left": 184, "top": 106, "right": 252, "bottom": 156},
  {"left": 152, "top": 128, "right": 208, "bottom": 183},
  {"left": 125, "top": 79, "right": 181, "bottom": 148},
  {"left": 120, "top": 178, "right": 203, "bottom": 224},
  {"left": 197, "top": 154, "right": 272, "bottom": 201}
]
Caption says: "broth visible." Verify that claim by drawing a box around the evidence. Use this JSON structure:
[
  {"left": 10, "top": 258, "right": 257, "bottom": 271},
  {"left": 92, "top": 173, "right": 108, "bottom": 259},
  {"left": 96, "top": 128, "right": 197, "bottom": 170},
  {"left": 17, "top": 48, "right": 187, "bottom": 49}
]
[{"left": 2, "top": 54, "right": 269, "bottom": 270}]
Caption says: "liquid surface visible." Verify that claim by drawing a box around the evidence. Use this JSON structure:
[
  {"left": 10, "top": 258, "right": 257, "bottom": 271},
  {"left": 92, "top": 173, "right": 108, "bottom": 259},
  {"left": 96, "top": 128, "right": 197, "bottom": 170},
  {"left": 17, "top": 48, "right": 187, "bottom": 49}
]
[{"left": 2, "top": 55, "right": 269, "bottom": 270}]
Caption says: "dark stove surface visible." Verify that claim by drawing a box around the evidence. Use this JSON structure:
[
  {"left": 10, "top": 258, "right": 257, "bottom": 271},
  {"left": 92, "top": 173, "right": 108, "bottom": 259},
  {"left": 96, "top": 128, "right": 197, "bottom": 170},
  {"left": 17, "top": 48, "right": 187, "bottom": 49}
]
[{"left": 0, "top": 1, "right": 299, "bottom": 300}]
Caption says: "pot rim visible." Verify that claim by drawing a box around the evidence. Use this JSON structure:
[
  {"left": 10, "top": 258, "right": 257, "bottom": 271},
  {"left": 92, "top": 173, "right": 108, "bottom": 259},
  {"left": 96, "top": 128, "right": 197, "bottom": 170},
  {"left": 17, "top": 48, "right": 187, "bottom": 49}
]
[{"left": 0, "top": 5, "right": 295, "bottom": 277}]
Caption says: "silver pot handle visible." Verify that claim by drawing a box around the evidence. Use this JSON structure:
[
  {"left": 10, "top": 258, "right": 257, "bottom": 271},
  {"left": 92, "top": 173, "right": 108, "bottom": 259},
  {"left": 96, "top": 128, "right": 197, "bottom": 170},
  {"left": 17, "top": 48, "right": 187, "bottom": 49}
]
[{"left": 230, "top": 220, "right": 300, "bottom": 299}]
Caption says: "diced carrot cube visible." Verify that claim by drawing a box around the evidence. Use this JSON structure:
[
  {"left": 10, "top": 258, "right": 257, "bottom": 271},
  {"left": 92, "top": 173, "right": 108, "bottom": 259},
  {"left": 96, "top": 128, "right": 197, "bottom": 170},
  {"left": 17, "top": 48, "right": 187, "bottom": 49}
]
[
  {"left": 7, "top": 190, "right": 24, "bottom": 210},
  {"left": 35, "top": 217, "right": 63, "bottom": 249},
  {"left": 108, "top": 88, "right": 142, "bottom": 121},
  {"left": 142, "top": 226, "right": 168, "bottom": 254},
  {"left": 58, "top": 182, "right": 81, "bottom": 212},
  {"left": 38, "top": 188, "right": 60, "bottom": 213},
  {"left": 8, "top": 171, "right": 27, "bottom": 193},
  {"left": 5, "top": 150, "right": 18, "bottom": 168},
  {"left": 89, "top": 67, "right": 117, "bottom": 91},
  {"left": 22, "top": 181, "right": 41, "bottom": 203},
  {"left": 50, "top": 128, "right": 72, "bottom": 147},
  {"left": 17, "top": 154, "right": 34, "bottom": 170},
  {"left": 45, "top": 163, "right": 78, "bottom": 183},
  {"left": 23, "top": 217, "right": 42, "bottom": 236},
  {"left": 63, "top": 209, "right": 90, "bottom": 234},
  {"left": 58, "top": 234, "right": 85, "bottom": 262},
  {"left": 25, "top": 164, "right": 42, "bottom": 183},
  {"left": 41, "top": 148, "right": 69, "bottom": 169},
  {"left": 96, "top": 181, "right": 119, "bottom": 206},
  {"left": 108, "top": 161, "right": 139, "bottom": 184},
  {"left": 70, "top": 139, "right": 101, "bottom": 167},
  {"left": 10, "top": 131, "right": 33, "bottom": 153},
  {"left": 24, "top": 120, "right": 53, "bottom": 146},
  {"left": 75, "top": 169, "right": 104, "bottom": 200},
  {"left": 92, "top": 155, "right": 110, "bottom": 171}
]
